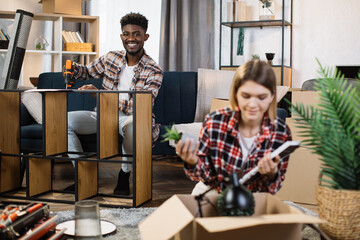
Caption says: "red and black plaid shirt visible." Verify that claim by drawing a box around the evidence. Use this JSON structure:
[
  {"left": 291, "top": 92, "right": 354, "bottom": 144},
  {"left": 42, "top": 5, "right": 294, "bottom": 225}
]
[
  {"left": 185, "top": 107, "right": 292, "bottom": 194},
  {"left": 73, "top": 50, "right": 163, "bottom": 142}
]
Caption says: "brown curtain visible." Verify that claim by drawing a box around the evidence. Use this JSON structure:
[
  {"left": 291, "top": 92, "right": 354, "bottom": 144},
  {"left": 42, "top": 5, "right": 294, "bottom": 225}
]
[{"left": 159, "top": 0, "right": 215, "bottom": 71}]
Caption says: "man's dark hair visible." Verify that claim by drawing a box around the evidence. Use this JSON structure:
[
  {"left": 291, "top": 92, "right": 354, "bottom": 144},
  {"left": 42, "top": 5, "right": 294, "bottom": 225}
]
[{"left": 120, "top": 12, "right": 148, "bottom": 32}]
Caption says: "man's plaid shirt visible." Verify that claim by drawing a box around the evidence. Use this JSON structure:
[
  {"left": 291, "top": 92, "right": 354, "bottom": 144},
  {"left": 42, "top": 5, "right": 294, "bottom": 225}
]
[
  {"left": 185, "top": 107, "right": 292, "bottom": 194},
  {"left": 73, "top": 50, "right": 163, "bottom": 142}
]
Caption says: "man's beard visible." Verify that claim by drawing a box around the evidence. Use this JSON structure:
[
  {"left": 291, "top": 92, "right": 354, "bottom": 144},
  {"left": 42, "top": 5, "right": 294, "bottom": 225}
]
[{"left": 126, "top": 47, "right": 143, "bottom": 56}]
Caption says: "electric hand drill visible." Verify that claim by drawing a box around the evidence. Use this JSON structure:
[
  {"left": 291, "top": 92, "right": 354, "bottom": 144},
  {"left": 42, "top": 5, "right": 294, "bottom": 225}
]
[{"left": 64, "top": 60, "right": 74, "bottom": 89}]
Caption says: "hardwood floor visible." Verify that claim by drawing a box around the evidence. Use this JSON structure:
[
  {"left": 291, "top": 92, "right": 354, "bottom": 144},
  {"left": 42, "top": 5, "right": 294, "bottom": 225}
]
[
  {"left": 1, "top": 156, "right": 317, "bottom": 213},
  {"left": 0, "top": 156, "right": 196, "bottom": 211}
]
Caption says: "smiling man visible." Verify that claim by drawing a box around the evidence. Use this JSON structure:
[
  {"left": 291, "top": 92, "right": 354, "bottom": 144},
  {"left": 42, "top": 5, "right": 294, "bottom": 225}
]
[{"left": 66, "top": 13, "right": 163, "bottom": 195}]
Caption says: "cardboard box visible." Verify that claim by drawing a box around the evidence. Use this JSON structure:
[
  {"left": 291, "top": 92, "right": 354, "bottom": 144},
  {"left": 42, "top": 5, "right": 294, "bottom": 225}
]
[
  {"left": 139, "top": 193, "right": 321, "bottom": 240},
  {"left": 275, "top": 118, "right": 321, "bottom": 205},
  {"left": 210, "top": 98, "right": 230, "bottom": 113},
  {"left": 42, "top": 0, "right": 82, "bottom": 15},
  {"left": 291, "top": 91, "right": 319, "bottom": 116}
]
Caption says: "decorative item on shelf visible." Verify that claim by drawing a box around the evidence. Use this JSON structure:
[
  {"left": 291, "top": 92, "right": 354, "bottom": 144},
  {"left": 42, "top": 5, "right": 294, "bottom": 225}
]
[
  {"left": 265, "top": 52, "right": 275, "bottom": 65},
  {"left": 251, "top": 54, "right": 260, "bottom": 60},
  {"left": 0, "top": 28, "right": 10, "bottom": 49},
  {"left": 288, "top": 59, "right": 360, "bottom": 240},
  {"left": 259, "top": 0, "right": 275, "bottom": 20},
  {"left": 0, "top": 40, "right": 9, "bottom": 49},
  {"left": 62, "top": 30, "right": 92, "bottom": 52},
  {"left": 29, "top": 77, "right": 38, "bottom": 87},
  {"left": 34, "top": 35, "right": 49, "bottom": 50},
  {"left": 218, "top": 172, "right": 255, "bottom": 216},
  {"left": 64, "top": 42, "right": 93, "bottom": 52}
]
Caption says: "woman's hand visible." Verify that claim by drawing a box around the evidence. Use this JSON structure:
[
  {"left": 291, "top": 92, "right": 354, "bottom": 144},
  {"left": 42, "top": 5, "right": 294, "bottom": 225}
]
[
  {"left": 257, "top": 153, "right": 280, "bottom": 180},
  {"left": 78, "top": 84, "right": 98, "bottom": 98},
  {"left": 175, "top": 139, "right": 200, "bottom": 167}
]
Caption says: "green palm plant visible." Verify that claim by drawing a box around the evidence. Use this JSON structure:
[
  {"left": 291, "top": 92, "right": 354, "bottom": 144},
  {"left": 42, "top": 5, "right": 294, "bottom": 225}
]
[{"left": 288, "top": 59, "right": 360, "bottom": 190}]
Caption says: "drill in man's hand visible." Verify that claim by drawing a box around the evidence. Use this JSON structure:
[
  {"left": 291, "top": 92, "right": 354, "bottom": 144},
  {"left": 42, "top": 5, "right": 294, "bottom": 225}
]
[{"left": 63, "top": 60, "right": 74, "bottom": 89}]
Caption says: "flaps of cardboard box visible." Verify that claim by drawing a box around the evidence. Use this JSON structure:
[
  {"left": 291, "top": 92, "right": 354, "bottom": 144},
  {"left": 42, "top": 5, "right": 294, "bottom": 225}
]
[
  {"left": 138, "top": 195, "right": 195, "bottom": 240},
  {"left": 195, "top": 193, "right": 321, "bottom": 233},
  {"left": 139, "top": 193, "right": 321, "bottom": 240}
]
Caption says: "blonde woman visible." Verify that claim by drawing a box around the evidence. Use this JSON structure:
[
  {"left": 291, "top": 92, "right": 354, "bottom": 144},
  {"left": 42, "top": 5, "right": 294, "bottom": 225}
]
[{"left": 176, "top": 60, "right": 292, "bottom": 194}]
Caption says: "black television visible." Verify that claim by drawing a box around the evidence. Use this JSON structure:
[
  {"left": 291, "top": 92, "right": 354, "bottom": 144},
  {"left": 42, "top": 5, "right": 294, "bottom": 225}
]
[{"left": 336, "top": 66, "right": 360, "bottom": 79}]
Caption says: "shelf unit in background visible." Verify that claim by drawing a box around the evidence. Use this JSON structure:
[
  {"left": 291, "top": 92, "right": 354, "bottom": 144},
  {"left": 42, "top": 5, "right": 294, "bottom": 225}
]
[
  {"left": 0, "top": 11, "right": 99, "bottom": 87},
  {"left": 219, "top": 0, "right": 293, "bottom": 86}
]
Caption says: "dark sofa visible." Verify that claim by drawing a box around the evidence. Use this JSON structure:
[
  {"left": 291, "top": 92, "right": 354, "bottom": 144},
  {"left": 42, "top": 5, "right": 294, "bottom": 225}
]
[
  {"left": 20, "top": 71, "right": 198, "bottom": 156},
  {"left": 20, "top": 71, "right": 287, "bottom": 156}
]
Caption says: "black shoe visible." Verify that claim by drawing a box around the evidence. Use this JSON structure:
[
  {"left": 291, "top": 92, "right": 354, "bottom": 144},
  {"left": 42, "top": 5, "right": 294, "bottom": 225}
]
[
  {"left": 64, "top": 183, "right": 75, "bottom": 192},
  {"left": 113, "top": 170, "right": 130, "bottom": 195}
]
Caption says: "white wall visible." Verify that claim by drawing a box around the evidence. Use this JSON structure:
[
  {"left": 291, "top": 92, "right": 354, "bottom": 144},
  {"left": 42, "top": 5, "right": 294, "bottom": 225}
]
[
  {"left": 292, "top": 0, "right": 360, "bottom": 87},
  {"left": 2, "top": 0, "right": 360, "bottom": 88},
  {"left": 215, "top": 0, "right": 360, "bottom": 88},
  {"left": 87, "top": 0, "right": 161, "bottom": 62}
]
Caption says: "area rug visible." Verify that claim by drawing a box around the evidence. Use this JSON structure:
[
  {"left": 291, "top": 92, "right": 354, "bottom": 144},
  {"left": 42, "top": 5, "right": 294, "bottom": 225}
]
[
  {"left": 54, "top": 202, "right": 320, "bottom": 240},
  {"left": 54, "top": 208, "right": 157, "bottom": 240}
]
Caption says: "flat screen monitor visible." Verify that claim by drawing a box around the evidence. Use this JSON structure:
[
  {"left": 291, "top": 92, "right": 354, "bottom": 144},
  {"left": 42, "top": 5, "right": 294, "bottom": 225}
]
[{"left": 336, "top": 66, "right": 360, "bottom": 79}]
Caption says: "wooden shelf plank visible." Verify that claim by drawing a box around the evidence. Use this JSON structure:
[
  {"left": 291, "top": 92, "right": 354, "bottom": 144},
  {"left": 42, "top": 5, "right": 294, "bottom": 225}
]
[
  {"left": 0, "top": 11, "right": 98, "bottom": 22},
  {"left": 222, "top": 20, "right": 292, "bottom": 28}
]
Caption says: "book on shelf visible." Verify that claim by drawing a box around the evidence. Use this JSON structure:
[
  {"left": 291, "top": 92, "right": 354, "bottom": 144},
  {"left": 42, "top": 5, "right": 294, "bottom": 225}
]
[
  {"left": 70, "top": 31, "right": 80, "bottom": 42},
  {"left": 0, "top": 28, "right": 9, "bottom": 41},
  {"left": 62, "top": 30, "right": 70, "bottom": 43},
  {"left": 75, "top": 31, "right": 84, "bottom": 43}
]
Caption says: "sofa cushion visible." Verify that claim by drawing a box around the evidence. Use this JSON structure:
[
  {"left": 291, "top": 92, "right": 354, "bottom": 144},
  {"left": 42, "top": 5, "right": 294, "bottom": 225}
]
[
  {"left": 153, "top": 72, "right": 197, "bottom": 125},
  {"left": 21, "top": 124, "right": 43, "bottom": 139},
  {"left": 20, "top": 103, "right": 36, "bottom": 126},
  {"left": 37, "top": 72, "right": 103, "bottom": 112},
  {"left": 21, "top": 91, "right": 42, "bottom": 124}
]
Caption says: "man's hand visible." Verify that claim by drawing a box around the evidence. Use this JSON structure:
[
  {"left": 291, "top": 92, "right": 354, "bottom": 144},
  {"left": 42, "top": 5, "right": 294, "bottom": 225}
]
[
  {"left": 175, "top": 139, "right": 200, "bottom": 167},
  {"left": 78, "top": 84, "right": 98, "bottom": 98},
  {"left": 257, "top": 153, "right": 279, "bottom": 181}
]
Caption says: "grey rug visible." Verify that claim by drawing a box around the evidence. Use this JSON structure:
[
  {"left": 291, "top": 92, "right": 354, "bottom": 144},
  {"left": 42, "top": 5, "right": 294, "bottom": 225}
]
[
  {"left": 54, "top": 208, "right": 157, "bottom": 240},
  {"left": 53, "top": 202, "right": 320, "bottom": 240}
]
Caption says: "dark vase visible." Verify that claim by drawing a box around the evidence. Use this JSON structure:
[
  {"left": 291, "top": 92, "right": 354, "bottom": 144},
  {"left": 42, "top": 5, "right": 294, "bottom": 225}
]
[
  {"left": 265, "top": 53, "right": 275, "bottom": 65},
  {"left": 218, "top": 172, "right": 255, "bottom": 216}
]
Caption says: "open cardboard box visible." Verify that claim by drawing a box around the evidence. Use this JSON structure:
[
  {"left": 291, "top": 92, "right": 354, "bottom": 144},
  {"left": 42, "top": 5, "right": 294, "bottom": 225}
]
[{"left": 139, "top": 193, "right": 321, "bottom": 240}]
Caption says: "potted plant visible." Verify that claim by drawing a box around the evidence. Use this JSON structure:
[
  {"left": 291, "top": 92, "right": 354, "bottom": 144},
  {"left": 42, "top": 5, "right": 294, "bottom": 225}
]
[{"left": 288, "top": 59, "right": 360, "bottom": 239}]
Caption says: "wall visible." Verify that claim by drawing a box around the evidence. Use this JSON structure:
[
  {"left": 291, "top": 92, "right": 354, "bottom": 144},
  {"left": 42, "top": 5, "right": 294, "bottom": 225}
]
[
  {"left": 292, "top": 0, "right": 360, "bottom": 87},
  {"left": 215, "top": 0, "right": 360, "bottom": 88},
  {"left": 1, "top": 0, "right": 360, "bottom": 88}
]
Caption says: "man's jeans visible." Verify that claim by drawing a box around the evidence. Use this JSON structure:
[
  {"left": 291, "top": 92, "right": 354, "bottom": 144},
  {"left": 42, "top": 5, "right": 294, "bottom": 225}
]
[{"left": 68, "top": 111, "right": 133, "bottom": 173}]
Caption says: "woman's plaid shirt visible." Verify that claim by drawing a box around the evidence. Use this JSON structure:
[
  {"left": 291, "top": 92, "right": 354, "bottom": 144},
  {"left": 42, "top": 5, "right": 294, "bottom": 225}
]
[
  {"left": 73, "top": 50, "right": 163, "bottom": 142},
  {"left": 185, "top": 107, "right": 292, "bottom": 194}
]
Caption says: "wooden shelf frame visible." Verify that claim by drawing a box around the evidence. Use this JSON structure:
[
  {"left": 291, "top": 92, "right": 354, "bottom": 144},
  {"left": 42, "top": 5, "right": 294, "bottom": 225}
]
[
  {"left": 0, "top": 89, "right": 153, "bottom": 208},
  {"left": 0, "top": 11, "right": 99, "bottom": 84}
]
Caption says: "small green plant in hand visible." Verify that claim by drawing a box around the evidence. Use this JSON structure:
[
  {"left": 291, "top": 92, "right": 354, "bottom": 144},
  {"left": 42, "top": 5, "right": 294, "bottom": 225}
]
[{"left": 161, "top": 125, "right": 181, "bottom": 142}]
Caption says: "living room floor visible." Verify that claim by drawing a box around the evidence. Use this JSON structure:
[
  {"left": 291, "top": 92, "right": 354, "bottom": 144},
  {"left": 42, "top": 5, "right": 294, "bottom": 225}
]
[
  {"left": 5, "top": 156, "right": 195, "bottom": 211},
  {"left": 2, "top": 156, "right": 317, "bottom": 213}
]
